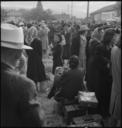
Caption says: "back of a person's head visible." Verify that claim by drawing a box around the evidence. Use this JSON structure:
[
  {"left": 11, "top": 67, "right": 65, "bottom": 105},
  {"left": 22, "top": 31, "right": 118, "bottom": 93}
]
[
  {"left": 27, "top": 23, "right": 32, "bottom": 28},
  {"left": 69, "top": 55, "right": 79, "bottom": 69},
  {"left": 90, "top": 39, "right": 103, "bottom": 56},
  {"left": 90, "top": 38, "right": 100, "bottom": 48},
  {"left": 101, "top": 28, "right": 115, "bottom": 46}
]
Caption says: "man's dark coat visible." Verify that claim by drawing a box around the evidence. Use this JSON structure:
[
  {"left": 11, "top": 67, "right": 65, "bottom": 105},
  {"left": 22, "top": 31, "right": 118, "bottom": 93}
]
[{"left": 1, "top": 62, "right": 44, "bottom": 127}]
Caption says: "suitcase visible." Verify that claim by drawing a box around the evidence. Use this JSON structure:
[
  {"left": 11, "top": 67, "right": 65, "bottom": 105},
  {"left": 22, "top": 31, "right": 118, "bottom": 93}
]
[{"left": 63, "top": 104, "right": 86, "bottom": 125}]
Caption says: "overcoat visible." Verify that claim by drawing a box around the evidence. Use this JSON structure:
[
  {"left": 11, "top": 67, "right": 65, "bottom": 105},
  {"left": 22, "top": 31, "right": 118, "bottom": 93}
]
[
  {"left": 71, "top": 34, "right": 80, "bottom": 56},
  {"left": 38, "top": 26, "right": 49, "bottom": 51},
  {"left": 109, "top": 46, "right": 121, "bottom": 120},
  {"left": 86, "top": 42, "right": 112, "bottom": 117},
  {"left": 63, "top": 32, "right": 71, "bottom": 59},
  {"left": 1, "top": 62, "right": 44, "bottom": 127},
  {"left": 27, "top": 38, "right": 46, "bottom": 82}
]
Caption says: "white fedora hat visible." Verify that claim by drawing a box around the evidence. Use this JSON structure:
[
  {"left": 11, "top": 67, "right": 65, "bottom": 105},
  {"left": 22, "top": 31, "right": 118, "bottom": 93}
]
[{"left": 1, "top": 23, "right": 32, "bottom": 50}]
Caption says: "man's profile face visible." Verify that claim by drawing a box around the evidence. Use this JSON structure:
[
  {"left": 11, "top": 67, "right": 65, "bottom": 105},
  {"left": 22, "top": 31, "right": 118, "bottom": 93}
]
[{"left": 14, "top": 49, "right": 23, "bottom": 61}]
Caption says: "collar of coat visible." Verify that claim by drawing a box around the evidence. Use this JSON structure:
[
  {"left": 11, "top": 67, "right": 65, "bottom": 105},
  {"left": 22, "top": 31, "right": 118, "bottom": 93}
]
[
  {"left": 1, "top": 61, "right": 15, "bottom": 71},
  {"left": 80, "top": 35, "right": 86, "bottom": 41}
]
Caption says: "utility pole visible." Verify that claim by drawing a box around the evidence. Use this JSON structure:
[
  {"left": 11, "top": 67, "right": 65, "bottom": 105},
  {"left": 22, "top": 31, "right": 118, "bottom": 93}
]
[
  {"left": 67, "top": 4, "right": 69, "bottom": 15},
  {"left": 62, "top": 9, "right": 63, "bottom": 21},
  {"left": 87, "top": 1, "right": 90, "bottom": 23},
  {"left": 71, "top": 2, "right": 73, "bottom": 22},
  {"left": 67, "top": 4, "right": 70, "bottom": 22}
]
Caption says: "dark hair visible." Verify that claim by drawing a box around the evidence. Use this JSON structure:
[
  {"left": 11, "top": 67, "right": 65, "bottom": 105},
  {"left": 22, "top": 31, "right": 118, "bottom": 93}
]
[
  {"left": 89, "top": 39, "right": 103, "bottom": 56},
  {"left": 56, "top": 34, "right": 62, "bottom": 44},
  {"left": 69, "top": 55, "right": 79, "bottom": 69},
  {"left": 27, "top": 23, "right": 32, "bottom": 28},
  {"left": 101, "top": 28, "right": 115, "bottom": 46},
  {"left": 114, "top": 28, "right": 121, "bottom": 34},
  {"left": 79, "top": 30, "right": 86, "bottom": 35}
]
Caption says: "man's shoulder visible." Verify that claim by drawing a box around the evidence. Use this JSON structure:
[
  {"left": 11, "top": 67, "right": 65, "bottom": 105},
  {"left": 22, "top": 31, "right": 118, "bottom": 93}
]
[
  {"left": 8, "top": 71, "right": 36, "bottom": 91},
  {"left": 2, "top": 70, "right": 36, "bottom": 96}
]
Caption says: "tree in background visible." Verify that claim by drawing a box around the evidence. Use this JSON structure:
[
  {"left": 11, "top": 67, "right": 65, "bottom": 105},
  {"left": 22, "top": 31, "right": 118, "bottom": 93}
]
[{"left": 22, "top": 2, "right": 55, "bottom": 22}]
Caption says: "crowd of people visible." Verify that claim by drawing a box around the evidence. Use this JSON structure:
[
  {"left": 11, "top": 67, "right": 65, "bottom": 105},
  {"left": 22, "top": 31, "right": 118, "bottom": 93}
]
[{"left": 1, "top": 19, "right": 121, "bottom": 127}]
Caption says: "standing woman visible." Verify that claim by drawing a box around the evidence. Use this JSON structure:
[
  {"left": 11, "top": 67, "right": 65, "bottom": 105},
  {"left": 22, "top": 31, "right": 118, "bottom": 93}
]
[
  {"left": 27, "top": 27, "right": 46, "bottom": 91},
  {"left": 97, "top": 28, "right": 116, "bottom": 117},
  {"left": 86, "top": 28, "right": 117, "bottom": 118},
  {"left": 52, "top": 34, "right": 64, "bottom": 74},
  {"left": 109, "top": 35, "right": 121, "bottom": 127}
]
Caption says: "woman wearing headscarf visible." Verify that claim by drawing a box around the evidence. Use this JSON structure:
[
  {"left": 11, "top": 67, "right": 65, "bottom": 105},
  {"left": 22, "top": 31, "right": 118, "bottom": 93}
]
[
  {"left": 85, "top": 27, "right": 104, "bottom": 80},
  {"left": 86, "top": 28, "right": 117, "bottom": 118}
]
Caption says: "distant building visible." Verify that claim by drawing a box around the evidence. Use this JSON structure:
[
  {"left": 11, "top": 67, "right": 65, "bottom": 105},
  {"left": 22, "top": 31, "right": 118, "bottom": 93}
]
[{"left": 90, "top": 2, "right": 121, "bottom": 24}]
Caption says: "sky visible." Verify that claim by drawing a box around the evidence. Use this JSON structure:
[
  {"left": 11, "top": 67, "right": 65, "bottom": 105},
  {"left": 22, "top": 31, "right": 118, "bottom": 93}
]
[{"left": 1, "top": 1, "right": 117, "bottom": 18}]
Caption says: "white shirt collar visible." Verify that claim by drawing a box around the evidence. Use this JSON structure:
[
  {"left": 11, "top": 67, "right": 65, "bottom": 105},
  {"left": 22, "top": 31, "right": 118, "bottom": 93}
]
[{"left": 80, "top": 35, "right": 86, "bottom": 41}]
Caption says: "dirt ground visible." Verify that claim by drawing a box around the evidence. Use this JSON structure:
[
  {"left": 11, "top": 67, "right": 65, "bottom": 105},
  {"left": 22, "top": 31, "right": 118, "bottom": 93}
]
[{"left": 37, "top": 58, "right": 66, "bottom": 127}]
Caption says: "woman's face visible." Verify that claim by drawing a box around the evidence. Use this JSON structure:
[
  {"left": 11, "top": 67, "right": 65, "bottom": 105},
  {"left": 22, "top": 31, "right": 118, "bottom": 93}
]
[
  {"left": 54, "top": 34, "right": 60, "bottom": 42},
  {"left": 112, "top": 34, "right": 120, "bottom": 45}
]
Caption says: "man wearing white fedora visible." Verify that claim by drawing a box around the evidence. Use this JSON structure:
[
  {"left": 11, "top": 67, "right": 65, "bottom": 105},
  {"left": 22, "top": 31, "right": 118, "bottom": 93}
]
[{"left": 1, "top": 23, "right": 45, "bottom": 127}]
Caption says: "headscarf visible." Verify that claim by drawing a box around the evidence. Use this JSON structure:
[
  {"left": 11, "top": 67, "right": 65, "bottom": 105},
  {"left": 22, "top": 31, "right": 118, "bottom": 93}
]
[{"left": 91, "top": 27, "right": 104, "bottom": 42}]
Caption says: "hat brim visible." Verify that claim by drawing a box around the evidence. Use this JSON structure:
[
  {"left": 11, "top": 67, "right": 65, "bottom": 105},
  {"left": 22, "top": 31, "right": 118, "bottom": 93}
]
[
  {"left": 1, "top": 42, "right": 33, "bottom": 50},
  {"left": 22, "top": 45, "right": 33, "bottom": 50}
]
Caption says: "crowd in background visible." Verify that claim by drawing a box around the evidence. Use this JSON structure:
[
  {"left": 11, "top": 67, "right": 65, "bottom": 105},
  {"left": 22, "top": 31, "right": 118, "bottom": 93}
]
[{"left": 2, "top": 19, "right": 121, "bottom": 127}]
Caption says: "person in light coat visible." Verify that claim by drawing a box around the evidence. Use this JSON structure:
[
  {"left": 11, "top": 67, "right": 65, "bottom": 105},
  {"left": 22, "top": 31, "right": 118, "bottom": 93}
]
[
  {"left": 109, "top": 35, "right": 121, "bottom": 127},
  {"left": 38, "top": 22, "right": 50, "bottom": 58},
  {"left": 78, "top": 25, "right": 89, "bottom": 70}
]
